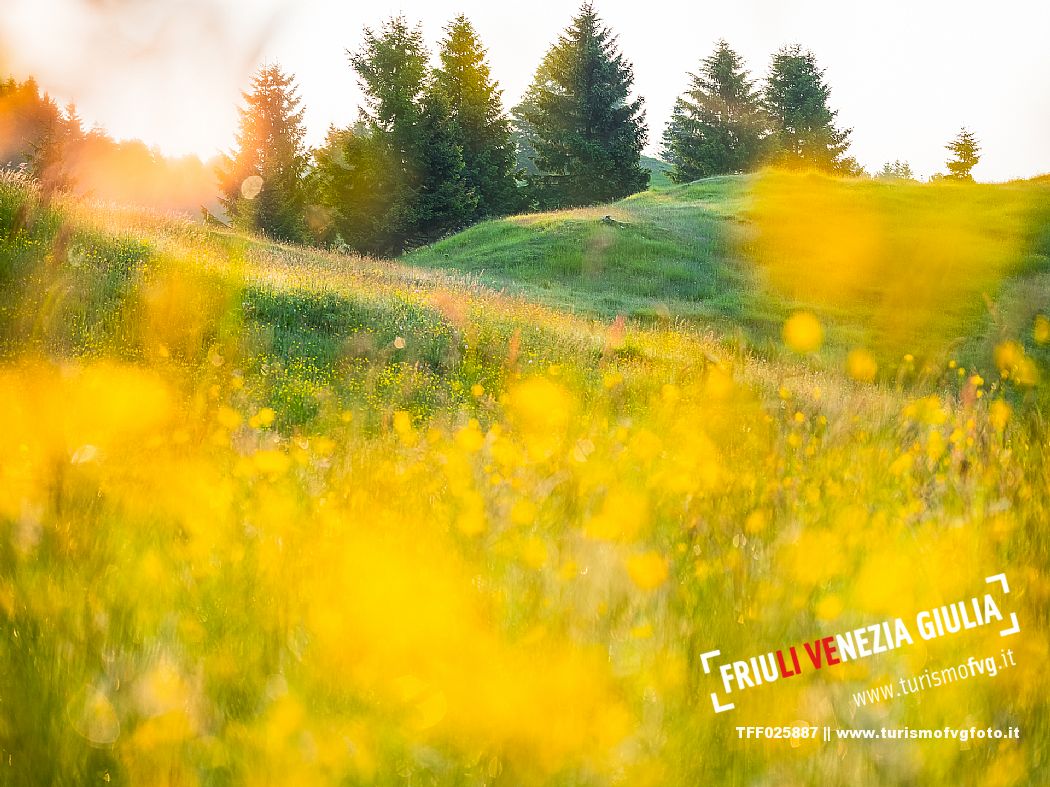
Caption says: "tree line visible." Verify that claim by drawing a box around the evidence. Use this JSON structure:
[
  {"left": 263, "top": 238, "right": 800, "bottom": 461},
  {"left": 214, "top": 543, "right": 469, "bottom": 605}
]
[
  {"left": 220, "top": 3, "right": 983, "bottom": 253},
  {"left": 1, "top": 2, "right": 985, "bottom": 253},
  {"left": 662, "top": 41, "right": 858, "bottom": 180},
  {"left": 661, "top": 39, "right": 980, "bottom": 186},
  {"left": 0, "top": 76, "right": 216, "bottom": 214},
  {"left": 219, "top": 5, "right": 653, "bottom": 253}
]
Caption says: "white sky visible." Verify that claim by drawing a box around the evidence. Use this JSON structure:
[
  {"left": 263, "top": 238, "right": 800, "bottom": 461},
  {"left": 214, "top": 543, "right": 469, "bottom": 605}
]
[{"left": 2, "top": 0, "right": 1048, "bottom": 181}]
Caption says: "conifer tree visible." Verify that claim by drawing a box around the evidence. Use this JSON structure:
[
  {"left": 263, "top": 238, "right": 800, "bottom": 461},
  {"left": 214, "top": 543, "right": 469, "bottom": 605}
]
[
  {"left": 350, "top": 17, "right": 428, "bottom": 152},
  {"left": 433, "top": 15, "right": 519, "bottom": 218},
  {"left": 336, "top": 16, "right": 430, "bottom": 251},
  {"left": 662, "top": 40, "right": 766, "bottom": 183},
  {"left": 218, "top": 64, "right": 309, "bottom": 243},
  {"left": 0, "top": 77, "right": 74, "bottom": 189},
  {"left": 27, "top": 118, "right": 73, "bottom": 193},
  {"left": 313, "top": 123, "right": 400, "bottom": 252},
  {"left": 411, "top": 92, "right": 478, "bottom": 243},
  {"left": 763, "top": 46, "right": 851, "bottom": 172},
  {"left": 317, "top": 17, "right": 477, "bottom": 253},
  {"left": 64, "top": 103, "right": 84, "bottom": 138},
  {"left": 945, "top": 127, "right": 980, "bottom": 181},
  {"left": 513, "top": 2, "right": 648, "bottom": 207}
]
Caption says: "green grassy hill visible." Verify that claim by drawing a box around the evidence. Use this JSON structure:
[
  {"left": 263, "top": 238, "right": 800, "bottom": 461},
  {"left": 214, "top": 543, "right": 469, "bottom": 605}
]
[
  {"left": 406, "top": 172, "right": 1050, "bottom": 365},
  {"left": 641, "top": 155, "right": 673, "bottom": 189},
  {"left": 406, "top": 177, "right": 756, "bottom": 327}
]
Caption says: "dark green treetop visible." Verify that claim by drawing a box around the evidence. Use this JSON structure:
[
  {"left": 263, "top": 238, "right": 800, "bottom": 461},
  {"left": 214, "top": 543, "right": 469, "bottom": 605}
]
[{"left": 513, "top": 2, "right": 648, "bottom": 208}]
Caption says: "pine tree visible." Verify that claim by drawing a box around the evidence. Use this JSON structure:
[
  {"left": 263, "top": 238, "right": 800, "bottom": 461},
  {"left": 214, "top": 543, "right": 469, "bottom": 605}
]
[
  {"left": 412, "top": 92, "right": 478, "bottom": 243},
  {"left": 218, "top": 64, "right": 309, "bottom": 243},
  {"left": 313, "top": 123, "right": 400, "bottom": 253},
  {"left": 513, "top": 2, "right": 648, "bottom": 208},
  {"left": 662, "top": 40, "right": 766, "bottom": 183},
  {"left": 763, "top": 46, "right": 851, "bottom": 172},
  {"left": 945, "top": 127, "right": 980, "bottom": 181},
  {"left": 318, "top": 16, "right": 477, "bottom": 253},
  {"left": 433, "top": 15, "right": 519, "bottom": 219},
  {"left": 330, "top": 16, "right": 430, "bottom": 252}
]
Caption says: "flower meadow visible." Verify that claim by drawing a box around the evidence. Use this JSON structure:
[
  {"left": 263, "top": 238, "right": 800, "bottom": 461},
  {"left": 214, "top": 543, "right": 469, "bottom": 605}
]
[{"left": 0, "top": 170, "right": 1048, "bottom": 785}]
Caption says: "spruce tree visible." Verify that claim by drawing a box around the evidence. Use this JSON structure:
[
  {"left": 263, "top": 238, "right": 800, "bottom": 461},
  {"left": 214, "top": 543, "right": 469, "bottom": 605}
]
[
  {"left": 218, "top": 64, "right": 309, "bottom": 242},
  {"left": 513, "top": 2, "right": 648, "bottom": 207},
  {"left": 412, "top": 92, "right": 478, "bottom": 243},
  {"left": 318, "top": 16, "right": 477, "bottom": 253},
  {"left": 945, "top": 127, "right": 980, "bottom": 181},
  {"left": 313, "top": 123, "right": 401, "bottom": 253},
  {"left": 350, "top": 17, "right": 428, "bottom": 151},
  {"left": 63, "top": 103, "right": 84, "bottom": 139},
  {"left": 0, "top": 77, "right": 75, "bottom": 189},
  {"left": 340, "top": 16, "right": 430, "bottom": 251},
  {"left": 433, "top": 15, "right": 519, "bottom": 218},
  {"left": 662, "top": 40, "right": 766, "bottom": 183},
  {"left": 763, "top": 46, "right": 851, "bottom": 173}
]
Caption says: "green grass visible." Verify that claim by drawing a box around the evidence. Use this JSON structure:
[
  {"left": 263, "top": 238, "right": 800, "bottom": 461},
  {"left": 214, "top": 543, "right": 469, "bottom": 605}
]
[
  {"left": 8, "top": 169, "right": 1049, "bottom": 406},
  {"left": 641, "top": 155, "right": 673, "bottom": 189},
  {"left": 404, "top": 176, "right": 767, "bottom": 327},
  {"left": 406, "top": 172, "right": 1050, "bottom": 370}
]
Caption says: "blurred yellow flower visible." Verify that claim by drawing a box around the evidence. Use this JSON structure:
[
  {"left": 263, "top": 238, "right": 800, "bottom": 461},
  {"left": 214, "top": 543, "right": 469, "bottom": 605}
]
[
  {"left": 625, "top": 551, "right": 669, "bottom": 591},
  {"left": 216, "top": 406, "right": 242, "bottom": 430},
  {"left": 995, "top": 340, "right": 1024, "bottom": 372},
  {"left": 989, "top": 399, "right": 1011, "bottom": 431},
  {"left": 783, "top": 311, "right": 823, "bottom": 354},
  {"left": 520, "top": 537, "right": 548, "bottom": 570},
  {"left": 252, "top": 449, "right": 290, "bottom": 477},
  {"left": 846, "top": 348, "right": 878, "bottom": 382},
  {"left": 585, "top": 488, "right": 649, "bottom": 542},
  {"left": 1034, "top": 314, "right": 1050, "bottom": 344},
  {"left": 510, "top": 498, "right": 537, "bottom": 526},
  {"left": 815, "top": 594, "right": 844, "bottom": 621},
  {"left": 744, "top": 510, "right": 767, "bottom": 534},
  {"left": 249, "top": 407, "right": 276, "bottom": 429}
]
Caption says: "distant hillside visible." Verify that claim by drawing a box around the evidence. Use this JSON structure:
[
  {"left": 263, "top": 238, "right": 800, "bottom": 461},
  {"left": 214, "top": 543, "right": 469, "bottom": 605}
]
[
  {"left": 406, "top": 177, "right": 754, "bottom": 326},
  {"left": 404, "top": 172, "right": 1050, "bottom": 363},
  {"left": 641, "top": 155, "right": 672, "bottom": 188}
]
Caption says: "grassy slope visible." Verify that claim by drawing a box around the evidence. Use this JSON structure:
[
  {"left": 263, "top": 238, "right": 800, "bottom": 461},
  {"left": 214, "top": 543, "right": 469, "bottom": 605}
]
[
  {"left": 640, "top": 155, "right": 673, "bottom": 189},
  {"left": 405, "top": 173, "right": 1050, "bottom": 366},
  {"left": 2, "top": 171, "right": 1050, "bottom": 784},
  {"left": 405, "top": 177, "right": 763, "bottom": 326}
]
